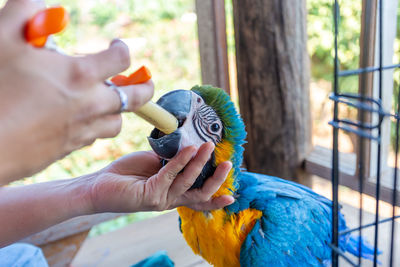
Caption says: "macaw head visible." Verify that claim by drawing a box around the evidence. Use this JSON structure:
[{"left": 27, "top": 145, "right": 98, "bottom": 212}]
[{"left": 148, "top": 85, "right": 246, "bottom": 195}]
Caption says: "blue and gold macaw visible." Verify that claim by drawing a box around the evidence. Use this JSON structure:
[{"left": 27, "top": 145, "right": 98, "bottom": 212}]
[{"left": 148, "top": 85, "right": 377, "bottom": 267}]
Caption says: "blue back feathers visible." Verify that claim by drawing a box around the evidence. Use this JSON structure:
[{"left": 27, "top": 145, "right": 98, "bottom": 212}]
[{"left": 228, "top": 172, "right": 379, "bottom": 266}]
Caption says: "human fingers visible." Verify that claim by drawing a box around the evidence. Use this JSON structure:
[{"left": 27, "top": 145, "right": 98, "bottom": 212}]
[
  {"left": 103, "top": 80, "right": 154, "bottom": 114},
  {"left": 108, "top": 151, "right": 161, "bottom": 177},
  {"left": 189, "top": 195, "right": 235, "bottom": 211},
  {"left": 68, "top": 76, "right": 154, "bottom": 122},
  {"left": 78, "top": 79, "right": 154, "bottom": 118},
  {"left": 153, "top": 146, "right": 197, "bottom": 195},
  {"left": 190, "top": 160, "right": 232, "bottom": 201},
  {"left": 63, "top": 113, "right": 121, "bottom": 152},
  {"left": 0, "top": 0, "right": 45, "bottom": 43},
  {"left": 168, "top": 142, "right": 214, "bottom": 197},
  {"left": 177, "top": 160, "right": 232, "bottom": 209},
  {"left": 86, "top": 113, "right": 122, "bottom": 139},
  {"left": 117, "top": 80, "right": 154, "bottom": 112},
  {"left": 73, "top": 39, "right": 130, "bottom": 84}
]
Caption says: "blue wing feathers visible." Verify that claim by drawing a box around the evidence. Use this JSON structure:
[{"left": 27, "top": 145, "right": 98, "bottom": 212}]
[{"left": 233, "top": 171, "right": 378, "bottom": 266}]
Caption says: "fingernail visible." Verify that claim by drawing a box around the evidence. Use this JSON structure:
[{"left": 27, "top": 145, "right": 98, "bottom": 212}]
[
  {"left": 227, "top": 196, "right": 235, "bottom": 204},
  {"left": 110, "top": 39, "right": 119, "bottom": 46},
  {"left": 224, "top": 161, "right": 233, "bottom": 173},
  {"left": 207, "top": 142, "right": 215, "bottom": 151},
  {"left": 110, "top": 38, "right": 124, "bottom": 47}
]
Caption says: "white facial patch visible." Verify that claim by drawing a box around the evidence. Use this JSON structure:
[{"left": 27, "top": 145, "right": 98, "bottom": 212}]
[{"left": 176, "top": 91, "right": 223, "bottom": 153}]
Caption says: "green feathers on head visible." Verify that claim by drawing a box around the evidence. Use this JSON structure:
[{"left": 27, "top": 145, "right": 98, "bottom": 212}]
[{"left": 191, "top": 85, "right": 247, "bottom": 174}]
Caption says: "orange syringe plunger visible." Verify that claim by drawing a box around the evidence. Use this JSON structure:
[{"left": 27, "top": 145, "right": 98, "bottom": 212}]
[
  {"left": 112, "top": 66, "right": 178, "bottom": 134},
  {"left": 25, "top": 7, "right": 69, "bottom": 47}
]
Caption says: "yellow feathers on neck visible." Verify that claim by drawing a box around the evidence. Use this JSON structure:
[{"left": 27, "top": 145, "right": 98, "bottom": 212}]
[{"left": 213, "top": 140, "right": 236, "bottom": 197}]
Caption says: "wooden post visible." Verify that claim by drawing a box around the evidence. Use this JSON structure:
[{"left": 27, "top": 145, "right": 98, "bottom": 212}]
[
  {"left": 232, "top": 0, "right": 311, "bottom": 181},
  {"left": 195, "top": 0, "right": 230, "bottom": 94},
  {"left": 356, "top": 0, "right": 377, "bottom": 179}
]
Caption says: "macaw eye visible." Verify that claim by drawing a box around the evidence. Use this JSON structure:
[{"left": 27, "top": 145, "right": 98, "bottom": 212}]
[{"left": 210, "top": 123, "right": 220, "bottom": 132}]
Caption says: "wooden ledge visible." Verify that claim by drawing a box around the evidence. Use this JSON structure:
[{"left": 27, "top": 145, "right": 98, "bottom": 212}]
[{"left": 72, "top": 211, "right": 210, "bottom": 267}]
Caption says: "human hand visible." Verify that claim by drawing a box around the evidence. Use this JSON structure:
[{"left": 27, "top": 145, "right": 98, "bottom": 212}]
[
  {"left": 88, "top": 142, "right": 234, "bottom": 212},
  {"left": 0, "top": 0, "right": 154, "bottom": 184}
]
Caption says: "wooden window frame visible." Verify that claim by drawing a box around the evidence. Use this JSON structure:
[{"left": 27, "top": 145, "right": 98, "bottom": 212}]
[{"left": 305, "top": 0, "right": 400, "bottom": 206}]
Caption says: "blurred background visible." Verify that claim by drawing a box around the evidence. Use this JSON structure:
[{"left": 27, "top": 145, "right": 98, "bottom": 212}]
[{"left": 2, "top": 0, "right": 399, "bottom": 238}]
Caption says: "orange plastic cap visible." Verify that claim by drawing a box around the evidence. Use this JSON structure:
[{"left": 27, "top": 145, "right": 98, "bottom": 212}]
[
  {"left": 111, "top": 66, "right": 152, "bottom": 86},
  {"left": 25, "top": 7, "right": 69, "bottom": 47}
]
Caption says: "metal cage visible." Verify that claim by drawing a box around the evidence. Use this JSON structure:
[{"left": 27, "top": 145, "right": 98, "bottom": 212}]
[{"left": 331, "top": 0, "right": 400, "bottom": 266}]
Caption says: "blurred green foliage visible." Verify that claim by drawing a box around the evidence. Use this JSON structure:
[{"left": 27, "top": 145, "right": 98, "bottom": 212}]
[
  {"left": 225, "top": 0, "right": 235, "bottom": 56},
  {"left": 125, "top": 0, "right": 194, "bottom": 23},
  {"left": 308, "top": 0, "right": 400, "bottom": 151},
  {"left": 307, "top": 0, "right": 362, "bottom": 92},
  {"left": 89, "top": 211, "right": 169, "bottom": 237},
  {"left": 90, "top": 2, "right": 118, "bottom": 27}
]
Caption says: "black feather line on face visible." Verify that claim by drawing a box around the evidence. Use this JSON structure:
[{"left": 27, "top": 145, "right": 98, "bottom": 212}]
[
  {"left": 193, "top": 104, "right": 222, "bottom": 144},
  {"left": 192, "top": 113, "right": 208, "bottom": 143}
]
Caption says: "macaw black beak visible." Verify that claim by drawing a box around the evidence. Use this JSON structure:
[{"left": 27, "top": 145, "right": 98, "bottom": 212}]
[
  {"left": 147, "top": 89, "right": 216, "bottom": 190},
  {"left": 148, "top": 131, "right": 182, "bottom": 159},
  {"left": 147, "top": 90, "right": 192, "bottom": 159}
]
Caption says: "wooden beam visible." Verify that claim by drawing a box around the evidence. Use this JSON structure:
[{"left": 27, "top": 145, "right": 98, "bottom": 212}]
[
  {"left": 21, "top": 213, "right": 121, "bottom": 246},
  {"left": 305, "top": 146, "right": 400, "bottom": 206},
  {"left": 232, "top": 0, "right": 311, "bottom": 182},
  {"left": 195, "top": 0, "right": 230, "bottom": 94},
  {"left": 72, "top": 211, "right": 210, "bottom": 267},
  {"left": 40, "top": 230, "right": 90, "bottom": 267},
  {"left": 21, "top": 213, "right": 122, "bottom": 266}
]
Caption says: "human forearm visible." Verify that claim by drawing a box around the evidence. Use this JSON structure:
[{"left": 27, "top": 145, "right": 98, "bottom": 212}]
[
  {"left": 0, "top": 146, "right": 234, "bottom": 247},
  {"left": 0, "top": 176, "right": 94, "bottom": 247}
]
